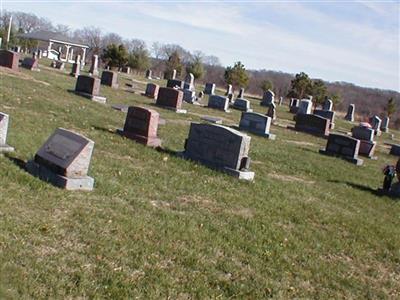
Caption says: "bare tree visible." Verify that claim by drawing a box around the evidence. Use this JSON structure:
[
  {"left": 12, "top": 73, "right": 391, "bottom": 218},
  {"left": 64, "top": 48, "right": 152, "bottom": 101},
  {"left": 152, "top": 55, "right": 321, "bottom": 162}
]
[
  {"left": 101, "top": 32, "right": 123, "bottom": 48},
  {"left": 73, "top": 26, "right": 103, "bottom": 54}
]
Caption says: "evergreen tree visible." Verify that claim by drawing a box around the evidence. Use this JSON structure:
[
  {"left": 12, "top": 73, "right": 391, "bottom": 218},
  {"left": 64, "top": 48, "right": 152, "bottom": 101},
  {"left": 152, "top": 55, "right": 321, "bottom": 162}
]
[
  {"left": 102, "top": 43, "right": 128, "bottom": 68},
  {"left": 287, "top": 72, "right": 313, "bottom": 99},
  {"left": 224, "top": 61, "right": 249, "bottom": 89},
  {"left": 165, "top": 50, "right": 183, "bottom": 79}
]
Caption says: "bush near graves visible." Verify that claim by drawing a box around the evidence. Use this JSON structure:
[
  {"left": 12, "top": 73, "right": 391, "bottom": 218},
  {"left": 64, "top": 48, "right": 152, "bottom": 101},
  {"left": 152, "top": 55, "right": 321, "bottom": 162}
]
[
  {"left": 101, "top": 43, "right": 128, "bottom": 68},
  {"left": 224, "top": 61, "right": 249, "bottom": 90}
]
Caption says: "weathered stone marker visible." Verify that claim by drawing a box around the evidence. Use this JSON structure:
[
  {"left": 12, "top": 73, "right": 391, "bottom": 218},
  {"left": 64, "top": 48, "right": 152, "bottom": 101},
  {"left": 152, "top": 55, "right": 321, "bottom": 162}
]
[
  {"left": 313, "top": 109, "right": 335, "bottom": 129},
  {"left": 0, "top": 50, "right": 19, "bottom": 71},
  {"left": 208, "top": 95, "right": 230, "bottom": 112},
  {"left": 0, "top": 112, "right": 14, "bottom": 153},
  {"left": 70, "top": 55, "right": 81, "bottom": 78},
  {"left": 184, "top": 72, "right": 195, "bottom": 90},
  {"left": 181, "top": 123, "right": 255, "bottom": 180},
  {"left": 345, "top": 104, "right": 355, "bottom": 122},
  {"left": 204, "top": 83, "right": 216, "bottom": 95},
  {"left": 145, "top": 69, "right": 152, "bottom": 79},
  {"left": 166, "top": 79, "right": 184, "bottom": 89},
  {"left": 267, "top": 102, "right": 277, "bottom": 120},
  {"left": 261, "top": 90, "right": 274, "bottom": 107},
  {"left": 21, "top": 52, "right": 39, "bottom": 71},
  {"left": 297, "top": 99, "right": 312, "bottom": 115},
  {"left": 351, "top": 124, "right": 376, "bottom": 159},
  {"left": 381, "top": 116, "right": 389, "bottom": 133},
  {"left": 294, "top": 114, "right": 330, "bottom": 137},
  {"left": 89, "top": 54, "right": 99, "bottom": 76},
  {"left": 369, "top": 115, "right": 382, "bottom": 136},
  {"left": 322, "top": 98, "right": 333, "bottom": 111},
  {"left": 182, "top": 89, "right": 197, "bottom": 104},
  {"left": 289, "top": 98, "right": 299, "bottom": 114},
  {"left": 232, "top": 98, "right": 252, "bottom": 112},
  {"left": 144, "top": 83, "right": 159, "bottom": 99},
  {"left": 117, "top": 106, "right": 161, "bottom": 147},
  {"left": 156, "top": 87, "right": 186, "bottom": 113},
  {"left": 238, "top": 88, "right": 245, "bottom": 99},
  {"left": 74, "top": 75, "right": 107, "bottom": 103},
  {"left": 225, "top": 84, "right": 233, "bottom": 96},
  {"left": 319, "top": 133, "right": 363, "bottom": 165},
  {"left": 239, "top": 112, "right": 275, "bottom": 139},
  {"left": 100, "top": 70, "right": 119, "bottom": 89},
  {"left": 26, "top": 128, "right": 95, "bottom": 190}
]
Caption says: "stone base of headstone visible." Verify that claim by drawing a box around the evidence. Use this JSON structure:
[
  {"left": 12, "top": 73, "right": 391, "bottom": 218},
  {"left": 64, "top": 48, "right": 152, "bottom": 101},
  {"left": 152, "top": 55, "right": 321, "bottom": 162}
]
[
  {"left": 21, "top": 58, "right": 40, "bottom": 71},
  {"left": 117, "top": 129, "right": 162, "bottom": 147},
  {"left": 157, "top": 106, "right": 187, "bottom": 114},
  {"left": 201, "top": 116, "right": 223, "bottom": 124},
  {"left": 318, "top": 149, "right": 363, "bottom": 166},
  {"left": 26, "top": 160, "right": 94, "bottom": 191},
  {"left": 111, "top": 104, "right": 129, "bottom": 112},
  {"left": 178, "top": 152, "right": 254, "bottom": 181},
  {"left": 0, "top": 144, "right": 14, "bottom": 153},
  {"left": 73, "top": 91, "right": 107, "bottom": 104}
]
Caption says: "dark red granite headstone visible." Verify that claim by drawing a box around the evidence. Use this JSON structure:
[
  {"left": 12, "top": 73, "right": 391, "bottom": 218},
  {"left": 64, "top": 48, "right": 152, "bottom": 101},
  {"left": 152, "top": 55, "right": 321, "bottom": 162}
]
[
  {"left": 0, "top": 50, "right": 19, "bottom": 71},
  {"left": 156, "top": 87, "right": 183, "bottom": 110}
]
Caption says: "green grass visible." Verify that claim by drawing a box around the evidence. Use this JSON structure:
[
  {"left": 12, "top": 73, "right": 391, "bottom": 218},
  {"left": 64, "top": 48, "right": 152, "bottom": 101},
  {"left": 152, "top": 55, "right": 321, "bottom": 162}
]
[{"left": 0, "top": 61, "right": 399, "bottom": 299}]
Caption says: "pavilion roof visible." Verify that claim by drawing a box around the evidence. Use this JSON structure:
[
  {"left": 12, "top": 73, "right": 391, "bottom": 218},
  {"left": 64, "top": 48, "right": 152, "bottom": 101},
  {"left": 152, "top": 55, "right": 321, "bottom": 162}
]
[{"left": 18, "top": 30, "right": 89, "bottom": 48}]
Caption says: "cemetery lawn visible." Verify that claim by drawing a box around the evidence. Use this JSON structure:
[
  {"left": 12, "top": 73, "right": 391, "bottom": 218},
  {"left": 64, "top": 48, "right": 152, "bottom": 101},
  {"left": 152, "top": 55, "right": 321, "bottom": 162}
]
[{"left": 1, "top": 63, "right": 399, "bottom": 299}]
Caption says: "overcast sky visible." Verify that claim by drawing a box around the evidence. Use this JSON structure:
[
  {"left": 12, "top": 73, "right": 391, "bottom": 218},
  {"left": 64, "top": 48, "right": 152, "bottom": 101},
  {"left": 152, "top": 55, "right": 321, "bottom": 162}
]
[{"left": 3, "top": 0, "right": 399, "bottom": 91}]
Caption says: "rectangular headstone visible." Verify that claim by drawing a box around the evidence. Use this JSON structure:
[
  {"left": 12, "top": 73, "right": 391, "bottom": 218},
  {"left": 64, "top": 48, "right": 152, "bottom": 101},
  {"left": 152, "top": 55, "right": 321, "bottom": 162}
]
[
  {"left": 208, "top": 95, "right": 230, "bottom": 112},
  {"left": 156, "top": 87, "right": 185, "bottom": 113},
  {"left": 390, "top": 144, "right": 400, "bottom": 156},
  {"left": 26, "top": 128, "right": 95, "bottom": 190},
  {"left": 319, "top": 133, "right": 363, "bottom": 165},
  {"left": 144, "top": 83, "right": 159, "bottom": 99},
  {"left": 182, "top": 123, "right": 254, "bottom": 180},
  {"left": 0, "top": 112, "right": 14, "bottom": 152},
  {"left": 182, "top": 89, "right": 196, "bottom": 103},
  {"left": 239, "top": 112, "right": 275, "bottom": 139},
  {"left": 345, "top": 104, "right": 355, "bottom": 122},
  {"left": 0, "top": 50, "right": 19, "bottom": 71},
  {"left": 232, "top": 98, "right": 252, "bottom": 112},
  {"left": 74, "top": 75, "right": 106, "bottom": 103},
  {"left": 297, "top": 99, "right": 312, "bottom": 115},
  {"left": 351, "top": 126, "right": 374, "bottom": 141},
  {"left": 204, "top": 83, "right": 216, "bottom": 95},
  {"left": 21, "top": 57, "right": 39, "bottom": 71},
  {"left": 294, "top": 114, "right": 330, "bottom": 136},
  {"left": 166, "top": 79, "right": 184, "bottom": 89},
  {"left": 100, "top": 70, "right": 119, "bottom": 88},
  {"left": 118, "top": 106, "right": 161, "bottom": 147},
  {"left": 260, "top": 90, "right": 274, "bottom": 107},
  {"left": 313, "top": 109, "right": 335, "bottom": 129}
]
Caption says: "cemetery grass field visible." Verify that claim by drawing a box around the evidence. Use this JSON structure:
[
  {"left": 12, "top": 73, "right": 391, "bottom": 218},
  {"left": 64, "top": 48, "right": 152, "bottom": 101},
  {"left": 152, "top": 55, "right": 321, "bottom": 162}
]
[{"left": 1, "top": 61, "right": 399, "bottom": 299}]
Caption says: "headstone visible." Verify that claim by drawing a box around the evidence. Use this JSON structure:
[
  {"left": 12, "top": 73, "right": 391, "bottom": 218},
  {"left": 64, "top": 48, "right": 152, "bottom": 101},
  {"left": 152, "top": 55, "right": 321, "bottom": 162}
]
[
  {"left": 204, "top": 83, "right": 216, "bottom": 95},
  {"left": 52, "top": 61, "right": 64, "bottom": 70},
  {"left": 184, "top": 72, "right": 194, "bottom": 90},
  {"left": 201, "top": 116, "right": 223, "bottom": 124},
  {"left": 89, "top": 54, "right": 99, "bottom": 76},
  {"left": 278, "top": 97, "right": 283, "bottom": 106},
  {"left": 313, "top": 109, "right": 335, "bottom": 129},
  {"left": 369, "top": 115, "right": 382, "bottom": 136},
  {"left": 293, "top": 114, "right": 330, "bottom": 136},
  {"left": 289, "top": 98, "right": 299, "bottom": 114},
  {"left": 260, "top": 90, "right": 274, "bottom": 107},
  {"left": 319, "top": 134, "right": 363, "bottom": 165},
  {"left": 238, "top": 88, "right": 245, "bottom": 99},
  {"left": 21, "top": 52, "right": 39, "bottom": 71},
  {"left": 144, "top": 83, "right": 159, "bottom": 99},
  {"left": 100, "top": 70, "right": 119, "bottom": 89},
  {"left": 0, "top": 112, "right": 14, "bottom": 153},
  {"left": 156, "top": 87, "right": 186, "bottom": 113},
  {"left": 117, "top": 106, "right": 161, "bottom": 147},
  {"left": 166, "top": 79, "right": 184, "bottom": 89},
  {"left": 381, "top": 116, "right": 389, "bottom": 133},
  {"left": 74, "top": 75, "right": 106, "bottom": 103},
  {"left": 351, "top": 124, "right": 376, "bottom": 158},
  {"left": 345, "top": 104, "right": 355, "bottom": 122},
  {"left": 145, "top": 69, "right": 152, "bottom": 79},
  {"left": 227, "top": 93, "right": 234, "bottom": 103},
  {"left": 0, "top": 50, "right": 19, "bottom": 71},
  {"left": 297, "top": 99, "right": 312, "bottom": 115},
  {"left": 182, "top": 123, "right": 255, "bottom": 180},
  {"left": 208, "top": 95, "right": 230, "bottom": 112},
  {"left": 198, "top": 91, "right": 204, "bottom": 99},
  {"left": 172, "top": 69, "right": 177, "bottom": 79},
  {"left": 225, "top": 84, "right": 233, "bottom": 96},
  {"left": 232, "top": 98, "right": 252, "bottom": 112},
  {"left": 322, "top": 98, "right": 333, "bottom": 111},
  {"left": 239, "top": 112, "right": 275, "bottom": 139},
  {"left": 70, "top": 55, "right": 81, "bottom": 77},
  {"left": 26, "top": 128, "right": 95, "bottom": 190},
  {"left": 121, "top": 66, "right": 130, "bottom": 74},
  {"left": 267, "top": 102, "right": 277, "bottom": 120},
  {"left": 182, "top": 89, "right": 197, "bottom": 104},
  {"left": 390, "top": 144, "right": 400, "bottom": 156}
]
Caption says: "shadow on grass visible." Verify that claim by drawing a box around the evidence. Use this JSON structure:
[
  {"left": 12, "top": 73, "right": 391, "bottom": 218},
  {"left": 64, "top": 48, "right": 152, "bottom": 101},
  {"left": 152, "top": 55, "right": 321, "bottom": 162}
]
[
  {"left": 5, "top": 154, "right": 27, "bottom": 171},
  {"left": 328, "top": 179, "right": 396, "bottom": 199}
]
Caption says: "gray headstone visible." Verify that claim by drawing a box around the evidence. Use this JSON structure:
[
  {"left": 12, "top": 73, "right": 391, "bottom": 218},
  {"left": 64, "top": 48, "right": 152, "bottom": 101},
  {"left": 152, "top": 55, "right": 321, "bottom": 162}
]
[
  {"left": 267, "top": 102, "right": 277, "bottom": 120},
  {"left": 238, "top": 88, "right": 245, "bottom": 99},
  {"left": 185, "top": 73, "right": 195, "bottom": 91},
  {"left": 345, "top": 104, "right": 355, "bottom": 122},
  {"left": 226, "top": 84, "right": 233, "bottom": 96},
  {"left": 183, "top": 123, "right": 254, "bottom": 180},
  {"left": 319, "top": 133, "right": 363, "bottom": 165},
  {"left": 0, "top": 112, "right": 14, "bottom": 152},
  {"left": 204, "top": 83, "right": 216, "bottom": 95},
  {"left": 232, "top": 98, "right": 252, "bottom": 112},
  {"left": 297, "top": 99, "right": 312, "bottom": 115},
  {"left": 322, "top": 98, "right": 333, "bottom": 111},
  {"left": 261, "top": 90, "right": 274, "bottom": 107},
  {"left": 182, "top": 89, "right": 196, "bottom": 103},
  {"left": 351, "top": 125, "right": 374, "bottom": 141},
  {"left": 370, "top": 115, "right": 382, "bottom": 135},
  {"left": 381, "top": 116, "right": 389, "bottom": 132},
  {"left": 313, "top": 109, "right": 336, "bottom": 129},
  {"left": 294, "top": 114, "right": 330, "bottom": 136},
  {"left": 89, "top": 54, "right": 99, "bottom": 76},
  {"left": 172, "top": 69, "right": 177, "bottom": 79},
  {"left": 26, "top": 128, "right": 95, "bottom": 190},
  {"left": 239, "top": 112, "right": 275, "bottom": 139},
  {"left": 145, "top": 69, "right": 152, "bottom": 79},
  {"left": 208, "top": 95, "right": 230, "bottom": 112}
]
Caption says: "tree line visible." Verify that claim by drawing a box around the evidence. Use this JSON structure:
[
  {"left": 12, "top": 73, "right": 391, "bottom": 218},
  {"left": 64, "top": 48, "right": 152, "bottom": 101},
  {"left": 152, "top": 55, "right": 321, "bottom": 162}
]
[{"left": 1, "top": 10, "right": 399, "bottom": 127}]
